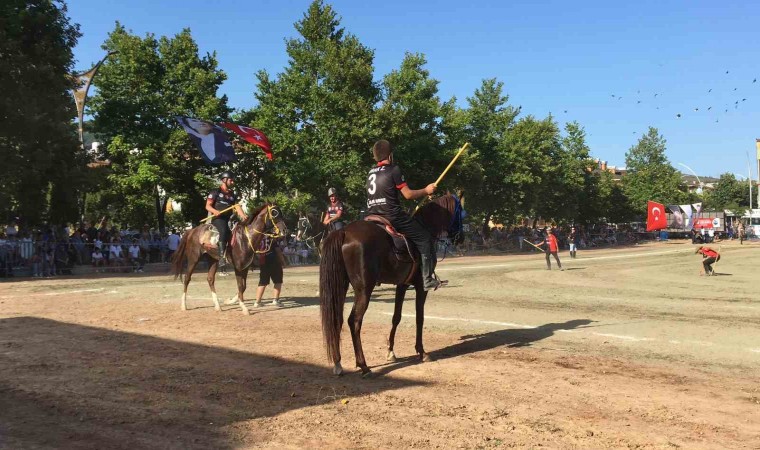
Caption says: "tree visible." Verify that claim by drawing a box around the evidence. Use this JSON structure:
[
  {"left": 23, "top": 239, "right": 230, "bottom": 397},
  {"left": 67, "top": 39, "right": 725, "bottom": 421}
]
[
  {"left": 704, "top": 173, "right": 750, "bottom": 211},
  {"left": 623, "top": 127, "right": 686, "bottom": 215},
  {"left": 243, "top": 0, "right": 379, "bottom": 217},
  {"left": 89, "top": 24, "right": 231, "bottom": 230},
  {"left": 0, "top": 0, "right": 84, "bottom": 225}
]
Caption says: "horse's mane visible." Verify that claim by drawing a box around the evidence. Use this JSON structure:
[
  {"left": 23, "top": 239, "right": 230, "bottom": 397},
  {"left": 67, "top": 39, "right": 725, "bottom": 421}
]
[
  {"left": 241, "top": 203, "right": 270, "bottom": 226},
  {"left": 417, "top": 195, "right": 457, "bottom": 235}
]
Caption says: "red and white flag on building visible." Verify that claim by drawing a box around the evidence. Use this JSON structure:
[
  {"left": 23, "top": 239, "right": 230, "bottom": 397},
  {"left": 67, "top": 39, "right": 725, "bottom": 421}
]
[
  {"left": 646, "top": 201, "right": 667, "bottom": 231},
  {"left": 220, "top": 123, "right": 273, "bottom": 160}
]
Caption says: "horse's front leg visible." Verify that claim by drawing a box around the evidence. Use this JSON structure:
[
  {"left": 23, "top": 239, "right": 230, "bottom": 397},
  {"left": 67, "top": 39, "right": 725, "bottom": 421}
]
[
  {"left": 207, "top": 260, "right": 221, "bottom": 311},
  {"left": 235, "top": 268, "right": 250, "bottom": 315},
  {"left": 387, "top": 284, "right": 408, "bottom": 362},
  {"left": 414, "top": 282, "right": 434, "bottom": 362}
]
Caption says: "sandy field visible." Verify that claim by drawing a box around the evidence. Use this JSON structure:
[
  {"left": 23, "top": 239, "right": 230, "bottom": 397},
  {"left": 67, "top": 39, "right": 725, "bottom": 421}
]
[{"left": 1, "top": 240, "right": 758, "bottom": 449}]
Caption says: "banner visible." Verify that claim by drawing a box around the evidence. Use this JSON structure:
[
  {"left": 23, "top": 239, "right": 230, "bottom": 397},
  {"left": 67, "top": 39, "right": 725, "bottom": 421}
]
[
  {"left": 71, "top": 52, "right": 116, "bottom": 150},
  {"left": 176, "top": 117, "right": 236, "bottom": 165},
  {"left": 679, "top": 204, "right": 693, "bottom": 228},
  {"left": 220, "top": 123, "right": 273, "bottom": 160},
  {"left": 668, "top": 205, "right": 685, "bottom": 229},
  {"left": 646, "top": 201, "right": 667, "bottom": 231},
  {"left": 693, "top": 218, "right": 715, "bottom": 229}
]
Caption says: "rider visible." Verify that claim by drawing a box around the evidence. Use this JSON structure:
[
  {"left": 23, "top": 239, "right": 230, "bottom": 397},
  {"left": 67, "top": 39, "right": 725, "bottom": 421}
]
[
  {"left": 366, "top": 139, "right": 440, "bottom": 291},
  {"left": 205, "top": 171, "right": 248, "bottom": 270},
  {"left": 322, "top": 187, "right": 345, "bottom": 232}
]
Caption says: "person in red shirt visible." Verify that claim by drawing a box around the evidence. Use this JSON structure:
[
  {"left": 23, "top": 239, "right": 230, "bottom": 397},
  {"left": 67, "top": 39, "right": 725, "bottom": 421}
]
[
  {"left": 538, "top": 228, "right": 563, "bottom": 271},
  {"left": 696, "top": 245, "right": 720, "bottom": 276}
]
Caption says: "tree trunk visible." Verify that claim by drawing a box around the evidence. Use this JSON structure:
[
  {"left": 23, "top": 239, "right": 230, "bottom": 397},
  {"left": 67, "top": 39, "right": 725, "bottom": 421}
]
[
  {"left": 155, "top": 186, "right": 167, "bottom": 234},
  {"left": 481, "top": 211, "right": 492, "bottom": 240}
]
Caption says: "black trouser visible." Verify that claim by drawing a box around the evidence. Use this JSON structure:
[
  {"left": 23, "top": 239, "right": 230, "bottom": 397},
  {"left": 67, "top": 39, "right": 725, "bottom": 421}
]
[
  {"left": 330, "top": 221, "right": 344, "bottom": 231},
  {"left": 703, "top": 256, "right": 718, "bottom": 274},
  {"left": 545, "top": 250, "right": 562, "bottom": 269},
  {"left": 258, "top": 252, "right": 283, "bottom": 286},
  {"left": 389, "top": 214, "right": 432, "bottom": 259},
  {"left": 212, "top": 217, "right": 230, "bottom": 255}
]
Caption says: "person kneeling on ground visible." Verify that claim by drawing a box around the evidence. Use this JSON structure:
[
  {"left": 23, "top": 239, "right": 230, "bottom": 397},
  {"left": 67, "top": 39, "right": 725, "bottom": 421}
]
[{"left": 696, "top": 245, "right": 720, "bottom": 276}]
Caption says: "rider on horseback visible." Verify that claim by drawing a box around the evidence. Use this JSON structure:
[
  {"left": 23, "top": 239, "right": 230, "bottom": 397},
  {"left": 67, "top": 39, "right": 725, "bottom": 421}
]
[
  {"left": 206, "top": 171, "right": 248, "bottom": 270},
  {"left": 366, "top": 140, "right": 440, "bottom": 291},
  {"left": 322, "top": 187, "right": 345, "bottom": 232}
]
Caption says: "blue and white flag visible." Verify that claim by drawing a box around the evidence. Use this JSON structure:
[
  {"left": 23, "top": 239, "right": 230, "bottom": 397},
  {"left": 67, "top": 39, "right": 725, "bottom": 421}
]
[{"left": 176, "top": 116, "right": 236, "bottom": 165}]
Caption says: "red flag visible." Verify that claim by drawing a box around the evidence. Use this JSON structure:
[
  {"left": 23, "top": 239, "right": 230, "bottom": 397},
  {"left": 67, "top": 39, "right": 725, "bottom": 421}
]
[
  {"left": 220, "top": 123, "right": 273, "bottom": 160},
  {"left": 646, "top": 201, "right": 667, "bottom": 231}
]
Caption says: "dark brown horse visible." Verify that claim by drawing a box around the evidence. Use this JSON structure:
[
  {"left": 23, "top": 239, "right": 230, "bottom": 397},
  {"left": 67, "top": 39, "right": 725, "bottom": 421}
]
[
  {"left": 319, "top": 194, "right": 464, "bottom": 376},
  {"left": 171, "top": 204, "right": 286, "bottom": 314}
]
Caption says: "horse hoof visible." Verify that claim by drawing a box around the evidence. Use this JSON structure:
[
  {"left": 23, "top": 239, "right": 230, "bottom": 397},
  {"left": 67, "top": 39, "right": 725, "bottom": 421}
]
[
  {"left": 361, "top": 370, "right": 374, "bottom": 379},
  {"left": 387, "top": 351, "right": 397, "bottom": 362},
  {"left": 333, "top": 363, "right": 344, "bottom": 376},
  {"left": 421, "top": 353, "right": 435, "bottom": 363}
]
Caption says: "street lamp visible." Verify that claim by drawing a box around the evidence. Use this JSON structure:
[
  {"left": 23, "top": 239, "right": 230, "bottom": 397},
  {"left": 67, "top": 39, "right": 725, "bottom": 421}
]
[{"left": 678, "top": 162, "right": 703, "bottom": 194}]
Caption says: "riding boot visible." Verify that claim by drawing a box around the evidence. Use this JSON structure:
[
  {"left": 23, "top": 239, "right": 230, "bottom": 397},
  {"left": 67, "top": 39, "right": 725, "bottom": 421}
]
[
  {"left": 217, "top": 241, "right": 228, "bottom": 270},
  {"left": 421, "top": 255, "right": 441, "bottom": 291}
]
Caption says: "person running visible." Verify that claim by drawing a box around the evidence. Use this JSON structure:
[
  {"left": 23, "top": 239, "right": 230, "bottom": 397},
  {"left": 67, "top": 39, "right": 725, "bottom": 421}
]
[
  {"left": 538, "top": 228, "right": 563, "bottom": 271},
  {"left": 205, "top": 171, "right": 248, "bottom": 270},
  {"left": 366, "top": 139, "right": 440, "bottom": 291},
  {"left": 322, "top": 187, "right": 345, "bottom": 232},
  {"left": 696, "top": 245, "right": 720, "bottom": 276}
]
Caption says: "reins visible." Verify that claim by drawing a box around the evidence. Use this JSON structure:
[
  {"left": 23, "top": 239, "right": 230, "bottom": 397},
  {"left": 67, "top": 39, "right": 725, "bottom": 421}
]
[{"left": 244, "top": 205, "right": 282, "bottom": 254}]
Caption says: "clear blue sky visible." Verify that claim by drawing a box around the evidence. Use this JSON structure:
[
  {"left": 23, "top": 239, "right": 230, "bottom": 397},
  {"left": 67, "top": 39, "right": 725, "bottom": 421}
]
[{"left": 69, "top": 0, "right": 760, "bottom": 178}]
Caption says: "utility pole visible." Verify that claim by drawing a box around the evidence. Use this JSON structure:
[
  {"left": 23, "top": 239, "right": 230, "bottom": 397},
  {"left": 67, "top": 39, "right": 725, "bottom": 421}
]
[{"left": 756, "top": 139, "right": 760, "bottom": 208}]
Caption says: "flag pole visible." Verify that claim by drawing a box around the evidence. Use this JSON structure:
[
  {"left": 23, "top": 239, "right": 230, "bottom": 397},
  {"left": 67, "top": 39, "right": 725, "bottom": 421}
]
[
  {"left": 200, "top": 204, "right": 240, "bottom": 223},
  {"left": 413, "top": 142, "right": 470, "bottom": 214}
]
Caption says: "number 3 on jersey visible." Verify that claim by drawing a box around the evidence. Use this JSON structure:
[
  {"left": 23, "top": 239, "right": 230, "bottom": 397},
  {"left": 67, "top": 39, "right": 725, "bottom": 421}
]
[{"left": 367, "top": 174, "right": 377, "bottom": 194}]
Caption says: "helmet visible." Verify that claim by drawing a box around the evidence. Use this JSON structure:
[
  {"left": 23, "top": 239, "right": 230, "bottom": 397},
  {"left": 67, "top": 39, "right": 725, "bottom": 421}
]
[
  {"left": 327, "top": 187, "right": 337, "bottom": 197},
  {"left": 372, "top": 140, "right": 392, "bottom": 162},
  {"left": 220, "top": 171, "right": 235, "bottom": 181}
]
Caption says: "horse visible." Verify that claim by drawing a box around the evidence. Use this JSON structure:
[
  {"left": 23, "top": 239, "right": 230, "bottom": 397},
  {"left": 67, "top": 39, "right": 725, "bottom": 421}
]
[
  {"left": 171, "top": 203, "right": 287, "bottom": 314},
  {"left": 319, "top": 194, "right": 464, "bottom": 376}
]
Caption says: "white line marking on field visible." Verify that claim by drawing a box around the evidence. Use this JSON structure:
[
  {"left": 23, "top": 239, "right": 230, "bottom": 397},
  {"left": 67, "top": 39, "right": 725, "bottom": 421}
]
[
  {"left": 748, "top": 348, "right": 760, "bottom": 354},
  {"left": 436, "top": 249, "right": 686, "bottom": 271},
  {"left": 378, "top": 312, "right": 538, "bottom": 329},
  {"left": 593, "top": 332, "right": 653, "bottom": 342},
  {"left": 43, "top": 288, "right": 104, "bottom": 296}
]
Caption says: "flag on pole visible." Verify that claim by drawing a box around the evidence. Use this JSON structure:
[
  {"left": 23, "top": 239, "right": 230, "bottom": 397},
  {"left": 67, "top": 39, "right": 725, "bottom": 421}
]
[
  {"left": 220, "top": 123, "right": 273, "bottom": 160},
  {"left": 71, "top": 52, "right": 116, "bottom": 150},
  {"left": 668, "top": 205, "right": 684, "bottom": 229},
  {"left": 176, "top": 116, "right": 236, "bottom": 165},
  {"left": 680, "top": 204, "right": 693, "bottom": 228},
  {"left": 646, "top": 201, "right": 667, "bottom": 231},
  {"left": 692, "top": 202, "right": 702, "bottom": 217}
]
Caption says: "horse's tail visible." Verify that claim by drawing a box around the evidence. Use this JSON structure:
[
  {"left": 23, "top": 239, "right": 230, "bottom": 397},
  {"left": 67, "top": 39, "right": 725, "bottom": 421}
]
[
  {"left": 319, "top": 229, "right": 348, "bottom": 364},
  {"left": 171, "top": 230, "right": 191, "bottom": 281}
]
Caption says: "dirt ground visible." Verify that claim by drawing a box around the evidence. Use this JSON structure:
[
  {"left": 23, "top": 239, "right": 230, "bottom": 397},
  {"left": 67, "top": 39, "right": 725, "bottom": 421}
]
[{"left": 1, "top": 240, "right": 758, "bottom": 449}]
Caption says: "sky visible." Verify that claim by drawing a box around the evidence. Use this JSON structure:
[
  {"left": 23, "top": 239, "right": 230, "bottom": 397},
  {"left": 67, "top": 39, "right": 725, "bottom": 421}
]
[{"left": 69, "top": 0, "right": 760, "bottom": 179}]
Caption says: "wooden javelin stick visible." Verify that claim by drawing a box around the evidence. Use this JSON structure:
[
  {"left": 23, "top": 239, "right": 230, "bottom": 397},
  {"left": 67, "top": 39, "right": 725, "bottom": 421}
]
[
  {"left": 523, "top": 238, "right": 544, "bottom": 251},
  {"left": 413, "top": 142, "right": 471, "bottom": 214},
  {"left": 200, "top": 203, "right": 240, "bottom": 223}
]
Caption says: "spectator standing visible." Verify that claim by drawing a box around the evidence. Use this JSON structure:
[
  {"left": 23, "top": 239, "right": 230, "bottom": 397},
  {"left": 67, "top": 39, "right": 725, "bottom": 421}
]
[
  {"left": 253, "top": 236, "right": 284, "bottom": 308},
  {"left": 569, "top": 226, "right": 579, "bottom": 259},
  {"left": 166, "top": 229, "right": 180, "bottom": 262},
  {"left": 31, "top": 247, "right": 42, "bottom": 277},
  {"left": 44, "top": 247, "right": 56, "bottom": 277}
]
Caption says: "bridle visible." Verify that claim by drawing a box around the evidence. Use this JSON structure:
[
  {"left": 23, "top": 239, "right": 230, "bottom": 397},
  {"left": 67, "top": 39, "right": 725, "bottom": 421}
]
[{"left": 245, "top": 205, "right": 283, "bottom": 254}]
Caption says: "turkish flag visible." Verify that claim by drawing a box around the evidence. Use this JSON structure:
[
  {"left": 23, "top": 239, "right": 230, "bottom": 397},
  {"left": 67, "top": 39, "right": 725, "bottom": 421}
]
[
  {"left": 646, "top": 200, "right": 667, "bottom": 231},
  {"left": 220, "top": 123, "right": 273, "bottom": 160}
]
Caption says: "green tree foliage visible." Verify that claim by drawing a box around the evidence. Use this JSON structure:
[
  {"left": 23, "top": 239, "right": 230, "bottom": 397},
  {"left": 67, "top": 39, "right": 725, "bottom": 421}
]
[
  {"left": 0, "top": 0, "right": 84, "bottom": 224},
  {"left": 243, "top": 0, "right": 378, "bottom": 216},
  {"left": 89, "top": 24, "right": 230, "bottom": 230},
  {"left": 623, "top": 127, "right": 686, "bottom": 215},
  {"left": 704, "top": 173, "right": 751, "bottom": 211}
]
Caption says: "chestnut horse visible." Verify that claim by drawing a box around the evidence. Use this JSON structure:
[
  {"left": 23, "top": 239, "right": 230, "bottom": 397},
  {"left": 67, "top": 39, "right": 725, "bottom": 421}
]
[
  {"left": 319, "top": 194, "right": 464, "bottom": 376},
  {"left": 171, "top": 204, "right": 286, "bottom": 314}
]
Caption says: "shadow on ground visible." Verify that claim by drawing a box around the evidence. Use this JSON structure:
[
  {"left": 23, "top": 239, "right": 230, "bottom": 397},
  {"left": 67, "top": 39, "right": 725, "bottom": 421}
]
[{"left": 0, "top": 317, "right": 424, "bottom": 449}]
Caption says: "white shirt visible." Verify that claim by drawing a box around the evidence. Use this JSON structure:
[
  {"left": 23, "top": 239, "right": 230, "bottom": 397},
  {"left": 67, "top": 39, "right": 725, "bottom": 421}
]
[
  {"left": 5, "top": 225, "right": 17, "bottom": 237},
  {"left": 109, "top": 245, "right": 123, "bottom": 258},
  {"left": 167, "top": 234, "right": 181, "bottom": 250},
  {"left": 129, "top": 245, "right": 140, "bottom": 258},
  {"left": 94, "top": 239, "right": 103, "bottom": 250},
  {"left": 92, "top": 251, "right": 103, "bottom": 261}
]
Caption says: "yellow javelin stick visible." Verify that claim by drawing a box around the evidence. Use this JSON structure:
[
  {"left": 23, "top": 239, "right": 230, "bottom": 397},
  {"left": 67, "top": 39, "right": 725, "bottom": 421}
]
[
  {"left": 200, "top": 203, "right": 240, "bottom": 223},
  {"left": 523, "top": 238, "right": 544, "bottom": 251},
  {"left": 413, "top": 142, "right": 471, "bottom": 213}
]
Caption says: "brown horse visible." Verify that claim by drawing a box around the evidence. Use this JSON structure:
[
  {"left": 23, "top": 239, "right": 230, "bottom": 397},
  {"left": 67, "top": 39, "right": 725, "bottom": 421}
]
[
  {"left": 319, "top": 194, "right": 464, "bottom": 376},
  {"left": 171, "top": 203, "right": 286, "bottom": 314}
]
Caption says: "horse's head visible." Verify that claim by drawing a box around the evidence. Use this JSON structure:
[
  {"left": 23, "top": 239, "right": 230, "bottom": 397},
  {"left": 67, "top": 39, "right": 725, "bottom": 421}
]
[
  {"left": 247, "top": 203, "right": 288, "bottom": 238},
  {"left": 418, "top": 194, "right": 465, "bottom": 245}
]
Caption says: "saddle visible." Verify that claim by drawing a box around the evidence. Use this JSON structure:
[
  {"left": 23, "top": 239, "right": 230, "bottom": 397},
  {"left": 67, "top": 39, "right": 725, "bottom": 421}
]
[
  {"left": 199, "top": 224, "right": 220, "bottom": 249},
  {"left": 363, "top": 215, "right": 417, "bottom": 263}
]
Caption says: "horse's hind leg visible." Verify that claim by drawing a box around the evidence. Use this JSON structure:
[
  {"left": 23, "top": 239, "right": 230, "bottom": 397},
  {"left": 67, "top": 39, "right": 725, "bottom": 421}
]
[
  {"left": 414, "top": 281, "right": 433, "bottom": 362},
  {"left": 181, "top": 255, "right": 200, "bottom": 311},
  {"left": 207, "top": 259, "right": 221, "bottom": 311},
  {"left": 387, "top": 284, "right": 408, "bottom": 362},
  {"left": 347, "top": 283, "right": 373, "bottom": 376}
]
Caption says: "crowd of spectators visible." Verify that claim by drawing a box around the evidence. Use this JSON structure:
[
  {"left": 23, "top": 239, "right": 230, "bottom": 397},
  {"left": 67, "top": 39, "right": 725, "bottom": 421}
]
[{"left": 0, "top": 218, "right": 182, "bottom": 278}]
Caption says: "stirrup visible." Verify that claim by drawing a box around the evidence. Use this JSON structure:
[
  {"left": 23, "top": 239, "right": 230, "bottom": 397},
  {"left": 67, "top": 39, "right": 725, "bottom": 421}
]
[{"left": 433, "top": 272, "right": 448, "bottom": 287}]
